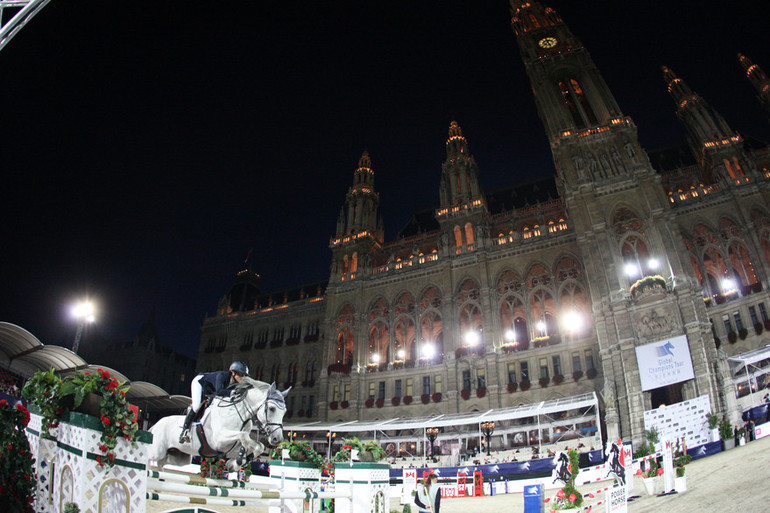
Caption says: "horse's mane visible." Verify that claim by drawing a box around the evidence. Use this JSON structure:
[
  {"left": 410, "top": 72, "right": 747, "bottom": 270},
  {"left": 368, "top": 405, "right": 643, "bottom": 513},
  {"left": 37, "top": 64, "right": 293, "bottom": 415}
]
[{"left": 234, "top": 377, "right": 287, "bottom": 408}]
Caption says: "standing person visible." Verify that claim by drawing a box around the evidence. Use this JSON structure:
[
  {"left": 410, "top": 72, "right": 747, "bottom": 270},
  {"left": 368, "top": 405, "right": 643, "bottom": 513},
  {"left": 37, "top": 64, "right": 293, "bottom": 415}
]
[
  {"left": 414, "top": 473, "right": 441, "bottom": 513},
  {"left": 179, "top": 361, "right": 249, "bottom": 443}
]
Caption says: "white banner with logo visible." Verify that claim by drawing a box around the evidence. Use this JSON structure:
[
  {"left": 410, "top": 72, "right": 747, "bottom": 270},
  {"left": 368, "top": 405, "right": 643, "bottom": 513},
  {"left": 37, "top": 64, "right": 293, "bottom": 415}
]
[{"left": 635, "top": 334, "right": 695, "bottom": 391}]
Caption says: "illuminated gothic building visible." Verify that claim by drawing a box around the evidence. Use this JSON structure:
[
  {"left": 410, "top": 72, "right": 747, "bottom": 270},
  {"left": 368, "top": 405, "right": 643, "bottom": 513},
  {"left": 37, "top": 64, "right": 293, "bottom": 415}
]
[{"left": 197, "top": 1, "right": 770, "bottom": 446}]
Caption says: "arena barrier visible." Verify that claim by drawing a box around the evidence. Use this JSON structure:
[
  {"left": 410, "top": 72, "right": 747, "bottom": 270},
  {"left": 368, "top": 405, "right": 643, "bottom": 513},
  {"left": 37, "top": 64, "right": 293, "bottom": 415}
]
[{"left": 25, "top": 411, "right": 389, "bottom": 513}]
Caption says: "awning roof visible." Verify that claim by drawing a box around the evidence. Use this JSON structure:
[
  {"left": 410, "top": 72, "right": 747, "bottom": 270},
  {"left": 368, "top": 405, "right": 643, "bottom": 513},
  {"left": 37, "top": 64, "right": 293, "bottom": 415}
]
[
  {"left": 0, "top": 322, "right": 88, "bottom": 375},
  {"left": 0, "top": 321, "right": 191, "bottom": 413},
  {"left": 285, "top": 393, "right": 598, "bottom": 433},
  {"left": 728, "top": 345, "right": 770, "bottom": 374}
]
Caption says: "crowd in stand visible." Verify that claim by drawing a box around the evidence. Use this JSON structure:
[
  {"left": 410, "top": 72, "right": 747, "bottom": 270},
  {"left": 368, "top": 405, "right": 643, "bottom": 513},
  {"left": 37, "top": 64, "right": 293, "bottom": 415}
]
[{"left": 0, "top": 369, "right": 25, "bottom": 398}]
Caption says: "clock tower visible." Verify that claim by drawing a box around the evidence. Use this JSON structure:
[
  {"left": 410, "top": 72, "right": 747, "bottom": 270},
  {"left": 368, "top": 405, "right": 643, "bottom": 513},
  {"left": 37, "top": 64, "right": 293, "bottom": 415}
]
[{"left": 510, "top": 1, "right": 731, "bottom": 442}]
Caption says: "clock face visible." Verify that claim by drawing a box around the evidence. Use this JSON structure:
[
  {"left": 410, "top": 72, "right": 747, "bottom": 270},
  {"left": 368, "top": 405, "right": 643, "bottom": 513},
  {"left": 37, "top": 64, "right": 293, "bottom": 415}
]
[{"left": 538, "top": 37, "right": 558, "bottom": 49}]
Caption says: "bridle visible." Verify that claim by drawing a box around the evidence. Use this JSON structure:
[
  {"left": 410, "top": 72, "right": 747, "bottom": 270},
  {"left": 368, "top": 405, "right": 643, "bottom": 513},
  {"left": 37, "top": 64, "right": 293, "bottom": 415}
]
[{"left": 219, "top": 385, "right": 285, "bottom": 438}]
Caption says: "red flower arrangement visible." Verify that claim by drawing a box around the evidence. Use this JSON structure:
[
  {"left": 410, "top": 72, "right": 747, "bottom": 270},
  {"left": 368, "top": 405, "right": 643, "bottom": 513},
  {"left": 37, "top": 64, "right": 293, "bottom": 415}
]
[
  {"left": 431, "top": 392, "right": 442, "bottom": 403},
  {"left": 0, "top": 400, "right": 35, "bottom": 512},
  {"left": 340, "top": 400, "right": 349, "bottom": 409},
  {"left": 476, "top": 387, "right": 487, "bottom": 398},
  {"left": 507, "top": 382, "right": 518, "bottom": 393},
  {"left": 375, "top": 398, "right": 384, "bottom": 408},
  {"left": 23, "top": 368, "right": 139, "bottom": 469},
  {"left": 365, "top": 398, "right": 375, "bottom": 408},
  {"left": 421, "top": 394, "right": 430, "bottom": 404},
  {"left": 329, "top": 401, "right": 339, "bottom": 410},
  {"left": 403, "top": 395, "right": 413, "bottom": 405},
  {"left": 520, "top": 379, "right": 531, "bottom": 391},
  {"left": 461, "top": 389, "right": 471, "bottom": 400},
  {"left": 391, "top": 396, "right": 401, "bottom": 406}
]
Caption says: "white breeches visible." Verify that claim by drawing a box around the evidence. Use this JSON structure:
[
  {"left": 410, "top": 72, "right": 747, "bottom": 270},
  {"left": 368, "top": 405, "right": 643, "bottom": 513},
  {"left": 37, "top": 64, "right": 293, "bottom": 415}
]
[{"left": 191, "top": 374, "right": 204, "bottom": 412}]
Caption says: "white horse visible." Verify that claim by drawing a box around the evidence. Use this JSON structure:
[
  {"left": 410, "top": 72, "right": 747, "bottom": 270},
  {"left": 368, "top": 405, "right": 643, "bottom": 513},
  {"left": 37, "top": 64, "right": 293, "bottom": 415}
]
[{"left": 149, "top": 377, "right": 288, "bottom": 470}]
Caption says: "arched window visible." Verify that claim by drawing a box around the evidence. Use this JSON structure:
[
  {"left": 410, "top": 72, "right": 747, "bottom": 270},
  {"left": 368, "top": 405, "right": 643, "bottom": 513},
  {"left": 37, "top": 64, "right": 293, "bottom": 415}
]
[
  {"left": 558, "top": 78, "right": 597, "bottom": 128},
  {"left": 497, "top": 270, "right": 528, "bottom": 348},
  {"left": 751, "top": 209, "right": 770, "bottom": 266},
  {"left": 457, "top": 279, "right": 483, "bottom": 346},
  {"left": 418, "top": 286, "right": 443, "bottom": 362},
  {"left": 335, "top": 304, "right": 355, "bottom": 366},
  {"left": 556, "top": 257, "right": 590, "bottom": 337},
  {"left": 719, "top": 218, "right": 758, "bottom": 289},
  {"left": 454, "top": 225, "right": 463, "bottom": 253},
  {"left": 351, "top": 252, "right": 358, "bottom": 274},
  {"left": 393, "top": 293, "right": 416, "bottom": 360},
  {"left": 465, "top": 223, "right": 474, "bottom": 249},
  {"left": 341, "top": 254, "right": 349, "bottom": 275}
]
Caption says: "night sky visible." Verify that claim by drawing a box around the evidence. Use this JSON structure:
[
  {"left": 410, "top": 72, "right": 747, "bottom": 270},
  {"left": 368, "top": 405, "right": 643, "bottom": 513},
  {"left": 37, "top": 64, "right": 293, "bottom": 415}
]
[{"left": 1, "top": 1, "right": 768, "bottom": 360}]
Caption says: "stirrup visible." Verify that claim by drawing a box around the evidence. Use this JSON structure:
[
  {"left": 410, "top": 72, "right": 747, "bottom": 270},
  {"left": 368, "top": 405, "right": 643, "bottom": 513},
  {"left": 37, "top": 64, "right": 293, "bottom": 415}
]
[{"left": 179, "top": 429, "right": 191, "bottom": 444}]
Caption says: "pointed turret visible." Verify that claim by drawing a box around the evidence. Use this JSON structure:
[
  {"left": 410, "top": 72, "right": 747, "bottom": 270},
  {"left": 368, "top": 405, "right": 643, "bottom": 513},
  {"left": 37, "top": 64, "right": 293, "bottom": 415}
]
[
  {"left": 738, "top": 53, "right": 770, "bottom": 118},
  {"left": 435, "top": 121, "right": 488, "bottom": 255},
  {"left": 329, "top": 151, "right": 385, "bottom": 283},
  {"left": 663, "top": 65, "right": 753, "bottom": 185},
  {"left": 439, "top": 121, "right": 483, "bottom": 207}
]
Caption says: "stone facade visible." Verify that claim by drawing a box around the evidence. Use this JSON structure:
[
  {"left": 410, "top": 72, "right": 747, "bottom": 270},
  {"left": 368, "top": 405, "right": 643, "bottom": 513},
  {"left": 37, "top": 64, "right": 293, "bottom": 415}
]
[{"left": 197, "top": 1, "right": 770, "bottom": 446}]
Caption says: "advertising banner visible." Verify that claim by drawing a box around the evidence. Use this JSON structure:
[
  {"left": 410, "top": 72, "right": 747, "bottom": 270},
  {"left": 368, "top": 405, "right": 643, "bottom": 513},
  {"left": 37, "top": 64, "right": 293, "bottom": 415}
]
[{"left": 635, "top": 334, "right": 695, "bottom": 391}]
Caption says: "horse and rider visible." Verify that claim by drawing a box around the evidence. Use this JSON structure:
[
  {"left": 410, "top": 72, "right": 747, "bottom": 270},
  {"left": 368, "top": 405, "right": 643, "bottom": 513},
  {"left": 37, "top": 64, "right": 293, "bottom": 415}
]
[
  {"left": 150, "top": 361, "right": 289, "bottom": 470},
  {"left": 179, "top": 361, "right": 249, "bottom": 444}
]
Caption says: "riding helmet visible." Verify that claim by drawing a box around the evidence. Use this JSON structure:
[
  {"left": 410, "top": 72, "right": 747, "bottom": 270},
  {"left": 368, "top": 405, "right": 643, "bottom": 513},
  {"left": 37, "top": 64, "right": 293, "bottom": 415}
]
[{"left": 229, "top": 361, "right": 249, "bottom": 376}]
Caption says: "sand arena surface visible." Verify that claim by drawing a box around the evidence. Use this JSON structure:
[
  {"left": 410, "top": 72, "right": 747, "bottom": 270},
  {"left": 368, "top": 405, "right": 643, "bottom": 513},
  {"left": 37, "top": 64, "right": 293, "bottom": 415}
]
[{"left": 148, "top": 435, "right": 770, "bottom": 512}]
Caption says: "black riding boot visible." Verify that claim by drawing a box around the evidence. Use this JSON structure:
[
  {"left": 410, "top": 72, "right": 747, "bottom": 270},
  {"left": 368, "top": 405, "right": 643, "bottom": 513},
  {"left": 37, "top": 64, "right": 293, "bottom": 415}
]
[{"left": 179, "top": 408, "right": 195, "bottom": 443}]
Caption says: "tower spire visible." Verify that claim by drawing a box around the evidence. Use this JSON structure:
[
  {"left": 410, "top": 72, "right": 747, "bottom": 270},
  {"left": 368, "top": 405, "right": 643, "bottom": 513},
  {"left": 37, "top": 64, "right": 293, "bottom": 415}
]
[
  {"left": 738, "top": 53, "right": 770, "bottom": 118},
  {"left": 439, "top": 121, "right": 482, "bottom": 207},
  {"left": 509, "top": 0, "right": 644, "bottom": 187},
  {"left": 662, "top": 65, "right": 753, "bottom": 185}
]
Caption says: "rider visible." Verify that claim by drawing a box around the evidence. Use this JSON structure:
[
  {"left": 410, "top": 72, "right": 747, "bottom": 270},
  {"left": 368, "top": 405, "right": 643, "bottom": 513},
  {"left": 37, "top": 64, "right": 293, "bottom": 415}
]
[{"left": 179, "top": 361, "right": 249, "bottom": 443}]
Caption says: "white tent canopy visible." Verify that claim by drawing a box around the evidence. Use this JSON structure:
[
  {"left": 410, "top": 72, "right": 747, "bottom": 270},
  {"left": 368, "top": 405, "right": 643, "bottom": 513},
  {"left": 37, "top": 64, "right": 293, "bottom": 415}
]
[{"left": 284, "top": 392, "right": 600, "bottom": 460}]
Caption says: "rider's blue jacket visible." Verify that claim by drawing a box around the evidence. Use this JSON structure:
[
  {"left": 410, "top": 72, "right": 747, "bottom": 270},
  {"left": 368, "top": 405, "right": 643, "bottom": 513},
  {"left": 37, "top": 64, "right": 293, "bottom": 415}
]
[{"left": 198, "top": 371, "right": 234, "bottom": 397}]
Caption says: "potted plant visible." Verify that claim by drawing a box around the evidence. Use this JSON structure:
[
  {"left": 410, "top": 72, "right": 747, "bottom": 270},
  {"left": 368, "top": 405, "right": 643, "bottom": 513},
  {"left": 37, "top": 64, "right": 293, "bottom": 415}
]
[
  {"left": 673, "top": 454, "right": 691, "bottom": 493},
  {"left": 674, "top": 464, "right": 687, "bottom": 493},
  {"left": 403, "top": 395, "right": 413, "bottom": 405},
  {"left": 719, "top": 419, "right": 735, "bottom": 450},
  {"left": 476, "top": 387, "right": 487, "bottom": 398},
  {"left": 706, "top": 412, "right": 720, "bottom": 442},
  {"left": 572, "top": 370, "right": 583, "bottom": 381},
  {"left": 552, "top": 374, "right": 564, "bottom": 385},
  {"left": 520, "top": 379, "right": 531, "bottom": 391},
  {"left": 638, "top": 459, "right": 663, "bottom": 496},
  {"left": 333, "top": 437, "right": 386, "bottom": 463},
  {"left": 391, "top": 396, "right": 401, "bottom": 406},
  {"left": 431, "top": 392, "right": 442, "bottom": 403},
  {"left": 507, "top": 382, "right": 518, "bottom": 393},
  {"left": 538, "top": 376, "right": 550, "bottom": 388},
  {"left": 460, "top": 389, "right": 471, "bottom": 400},
  {"left": 420, "top": 394, "right": 430, "bottom": 405},
  {"left": 270, "top": 440, "right": 327, "bottom": 474}
]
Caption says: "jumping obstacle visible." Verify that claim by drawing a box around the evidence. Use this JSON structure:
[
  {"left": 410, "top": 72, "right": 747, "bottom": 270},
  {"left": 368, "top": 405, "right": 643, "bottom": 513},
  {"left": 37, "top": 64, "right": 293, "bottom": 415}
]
[{"left": 25, "top": 410, "right": 389, "bottom": 513}]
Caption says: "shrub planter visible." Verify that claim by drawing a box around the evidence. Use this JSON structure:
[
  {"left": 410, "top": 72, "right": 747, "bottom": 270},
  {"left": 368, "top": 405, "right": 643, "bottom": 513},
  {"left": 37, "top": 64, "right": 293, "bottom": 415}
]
[
  {"left": 572, "top": 370, "right": 583, "bottom": 381},
  {"left": 476, "top": 387, "right": 487, "bottom": 398},
  {"left": 365, "top": 398, "right": 374, "bottom": 408},
  {"left": 421, "top": 394, "right": 430, "bottom": 404},
  {"left": 507, "top": 382, "right": 518, "bottom": 393},
  {"left": 586, "top": 368, "right": 598, "bottom": 379},
  {"left": 329, "top": 401, "right": 339, "bottom": 410},
  {"left": 340, "top": 400, "right": 349, "bottom": 409},
  {"left": 765, "top": 319, "right": 770, "bottom": 331},
  {"left": 739, "top": 328, "right": 749, "bottom": 340},
  {"left": 755, "top": 323, "right": 764, "bottom": 335},
  {"left": 403, "top": 395, "right": 413, "bottom": 405},
  {"left": 728, "top": 331, "right": 737, "bottom": 344},
  {"left": 552, "top": 374, "right": 564, "bottom": 385},
  {"left": 432, "top": 393, "right": 442, "bottom": 403},
  {"left": 539, "top": 377, "right": 550, "bottom": 388},
  {"left": 460, "top": 389, "right": 471, "bottom": 400},
  {"left": 391, "top": 396, "right": 401, "bottom": 406},
  {"left": 375, "top": 398, "right": 384, "bottom": 408},
  {"left": 520, "top": 379, "right": 531, "bottom": 391}
]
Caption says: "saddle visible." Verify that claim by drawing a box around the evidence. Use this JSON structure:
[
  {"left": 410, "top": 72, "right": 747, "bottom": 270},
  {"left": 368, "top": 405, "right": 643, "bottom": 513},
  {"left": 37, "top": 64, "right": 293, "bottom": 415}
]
[{"left": 188, "top": 398, "right": 223, "bottom": 458}]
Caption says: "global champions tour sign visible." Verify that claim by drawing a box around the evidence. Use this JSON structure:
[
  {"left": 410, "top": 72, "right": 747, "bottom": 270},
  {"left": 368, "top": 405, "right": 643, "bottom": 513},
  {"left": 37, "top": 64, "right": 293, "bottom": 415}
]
[{"left": 635, "top": 335, "right": 695, "bottom": 391}]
